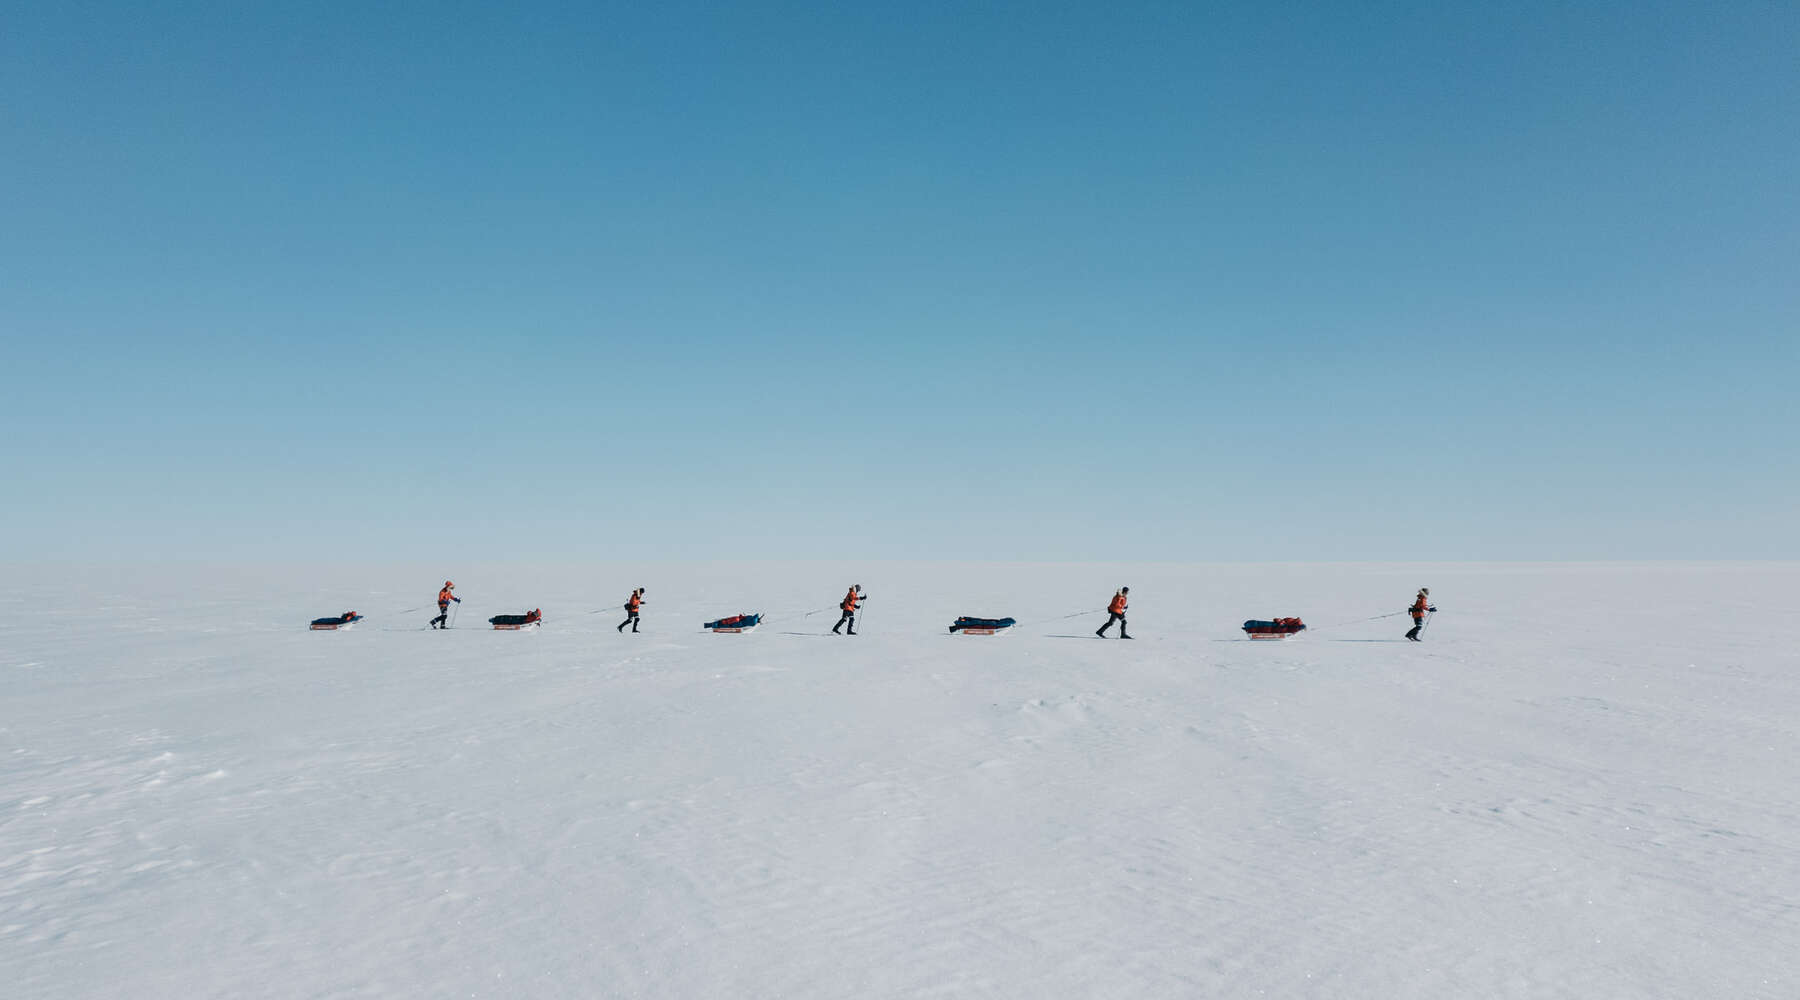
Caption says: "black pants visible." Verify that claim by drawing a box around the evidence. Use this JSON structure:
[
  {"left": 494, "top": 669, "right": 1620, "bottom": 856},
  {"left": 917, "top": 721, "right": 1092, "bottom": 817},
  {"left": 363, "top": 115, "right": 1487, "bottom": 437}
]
[
  {"left": 431, "top": 603, "right": 451, "bottom": 628},
  {"left": 833, "top": 610, "right": 856, "bottom": 634},
  {"left": 618, "top": 611, "right": 639, "bottom": 632},
  {"left": 1405, "top": 617, "right": 1424, "bottom": 640},
  {"left": 1097, "top": 612, "right": 1127, "bottom": 636}
]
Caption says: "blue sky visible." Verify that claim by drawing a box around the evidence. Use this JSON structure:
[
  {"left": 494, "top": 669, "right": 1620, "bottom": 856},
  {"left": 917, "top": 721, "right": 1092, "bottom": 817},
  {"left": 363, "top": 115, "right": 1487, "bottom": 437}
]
[{"left": 2, "top": 0, "right": 1794, "bottom": 562}]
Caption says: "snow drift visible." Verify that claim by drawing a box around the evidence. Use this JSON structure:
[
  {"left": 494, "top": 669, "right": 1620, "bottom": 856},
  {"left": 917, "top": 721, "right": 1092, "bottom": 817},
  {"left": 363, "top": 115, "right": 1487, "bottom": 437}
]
[{"left": 3, "top": 561, "right": 1797, "bottom": 998}]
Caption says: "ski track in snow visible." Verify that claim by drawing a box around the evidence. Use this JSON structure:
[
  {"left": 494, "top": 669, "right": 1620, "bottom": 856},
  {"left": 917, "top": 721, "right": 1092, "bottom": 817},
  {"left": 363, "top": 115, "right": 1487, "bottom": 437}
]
[{"left": 2, "top": 561, "right": 1797, "bottom": 998}]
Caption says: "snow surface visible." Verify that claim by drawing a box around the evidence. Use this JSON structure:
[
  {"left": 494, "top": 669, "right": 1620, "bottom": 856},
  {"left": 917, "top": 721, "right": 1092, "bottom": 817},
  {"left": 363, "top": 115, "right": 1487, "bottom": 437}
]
[{"left": 3, "top": 561, "right": 1798, "bottom": 998}]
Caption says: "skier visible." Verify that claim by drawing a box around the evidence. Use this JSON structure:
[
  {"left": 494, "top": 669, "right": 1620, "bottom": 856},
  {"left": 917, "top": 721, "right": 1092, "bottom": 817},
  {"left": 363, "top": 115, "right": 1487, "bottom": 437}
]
[
  {"left": 618, "top": 588, "right": 646, "bottom": 633},
  {"left": 1405, "top": 588, "right": 1437, "bottom": 641},
  {"left": 832, "top": 585, "right": 866, "bottom": 635},
  {"left": 1096, "top": 587, "right": 1131, "bottom": 639},
  {"left": 429, "top": 581, "right": 461, "bottom": 629}
]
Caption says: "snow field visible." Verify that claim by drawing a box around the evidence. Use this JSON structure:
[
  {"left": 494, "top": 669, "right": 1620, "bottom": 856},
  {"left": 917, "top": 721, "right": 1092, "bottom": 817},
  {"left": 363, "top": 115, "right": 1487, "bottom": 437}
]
[{"left": 2, "top": 561, "right": 1797, "bottom": 998}]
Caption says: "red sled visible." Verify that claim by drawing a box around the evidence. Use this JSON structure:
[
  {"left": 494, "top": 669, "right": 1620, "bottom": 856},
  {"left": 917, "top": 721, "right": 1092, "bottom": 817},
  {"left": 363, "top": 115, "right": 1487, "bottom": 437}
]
[
  {"left": 309, "top": 612, "right": 362, "bottom": 631},
  {"left": 490, "top": 609, "right": 542, "bottom": 630},
  {"left": 704, "top": 613, "right": 762, "bottom": 633},
  {"left": 1242, "top": 617, "right": 1306, "bottom": 640},
  {"left": 949, "top": 616, "right": 1016, "bottom": 636}
]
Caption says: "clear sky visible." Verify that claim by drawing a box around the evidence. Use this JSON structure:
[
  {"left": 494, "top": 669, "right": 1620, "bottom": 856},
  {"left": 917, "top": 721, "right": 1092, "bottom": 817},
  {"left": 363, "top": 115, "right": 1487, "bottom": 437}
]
[{"left": 2, "top": 0, "right": 1794, "bottom": 563}]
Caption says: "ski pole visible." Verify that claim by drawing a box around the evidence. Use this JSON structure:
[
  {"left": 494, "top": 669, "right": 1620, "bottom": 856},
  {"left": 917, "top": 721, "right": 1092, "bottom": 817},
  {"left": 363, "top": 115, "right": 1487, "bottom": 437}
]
[
  {"left": 450, "top": 603, "right": 460, "bottom": 629},
  {"left": 1419, "top": 610, "right": 1434, "bottom": 637}
]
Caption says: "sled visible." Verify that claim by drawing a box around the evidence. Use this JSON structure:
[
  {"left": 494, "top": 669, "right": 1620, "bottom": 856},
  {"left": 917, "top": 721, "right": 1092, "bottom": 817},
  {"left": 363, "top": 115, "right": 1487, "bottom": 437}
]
[
  {"left": 949, "top": 616, "right": 1016, "bottom": 635},
  {"left": 309, "top": 612, "right": 363, "bottom": 631},
  {"left": 490, "top": 609, "right": 543, "bottom": 631},
  {"left": 1242, "top": 617, "right": 1305, "bottom": 640},
  {"left": 705, "top": 613, "right": 762, "bottom": 633}
]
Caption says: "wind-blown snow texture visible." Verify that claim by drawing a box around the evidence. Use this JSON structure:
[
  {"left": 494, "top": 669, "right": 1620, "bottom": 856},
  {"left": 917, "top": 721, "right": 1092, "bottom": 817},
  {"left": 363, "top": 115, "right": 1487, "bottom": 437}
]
[{"left": 4, "top": 562, "right": 1797, "bottom": 998}]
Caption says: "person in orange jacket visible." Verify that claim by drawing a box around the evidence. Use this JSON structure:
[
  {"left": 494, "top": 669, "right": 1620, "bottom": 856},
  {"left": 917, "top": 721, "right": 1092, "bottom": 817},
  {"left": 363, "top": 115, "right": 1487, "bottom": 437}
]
[
  {"left": 618, "top": 588, "right": 646, "bottom": 633},
  {"left": 832, "top": 585, "right": 866, "bottom": 635},
  {"left": 430, "top": 581, "right": 461, "bottom": 629},
  {"left": 1096, "top": 587, "right": 1131, "bottom": 639},
  {"left": 1405, "top": 588, "right": 1437, "bottom": 641}
]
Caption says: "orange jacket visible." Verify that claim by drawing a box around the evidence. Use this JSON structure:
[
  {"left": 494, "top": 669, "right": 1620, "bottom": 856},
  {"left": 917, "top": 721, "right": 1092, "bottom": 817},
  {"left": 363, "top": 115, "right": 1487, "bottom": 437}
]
[
  {"left": 1108, "top": 591, "right": 1128, "bottom": 615},
  {"left": 841, "top": 589, "right": 861, "bottom": 612},
  {"left": 1411, "top": 593, "right": 1430, "bottom": 619},
  {"left": 627, "top": 591, "right": 641, "bottom": 612},
  {"left": 438, "top": 586, "right": 456, "bottom": 605}
]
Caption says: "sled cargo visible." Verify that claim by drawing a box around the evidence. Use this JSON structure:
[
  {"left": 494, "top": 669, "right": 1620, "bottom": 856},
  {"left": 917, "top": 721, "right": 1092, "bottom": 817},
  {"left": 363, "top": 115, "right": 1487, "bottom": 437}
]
[
  {"left": 705, "top": 613, "right": 761, "bottom": 633},
  {"left": 1242, "top": 617, "right": 1305, "bottom": 640},
  {"left": 489, "top": 609, "right": 542, "bottom": 630},
  {"left": 949, "top": 616, "right": 1016, "bottom": 635},
  {"left": 309, "top": 612, "right": 363, "bottom": 631}
]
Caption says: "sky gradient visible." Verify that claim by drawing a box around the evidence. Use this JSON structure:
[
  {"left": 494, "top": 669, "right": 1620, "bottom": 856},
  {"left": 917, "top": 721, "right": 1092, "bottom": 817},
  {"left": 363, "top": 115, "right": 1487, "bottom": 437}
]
[{"left": 3, "top": 0, "right": 1795, "bottom": 562}]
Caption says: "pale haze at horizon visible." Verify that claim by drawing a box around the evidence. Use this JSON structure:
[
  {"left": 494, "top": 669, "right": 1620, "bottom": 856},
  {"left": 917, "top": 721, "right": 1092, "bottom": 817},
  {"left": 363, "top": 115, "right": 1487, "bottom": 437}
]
[{"left": 2, "top": 0, "right": 1793, "bottom": 563}]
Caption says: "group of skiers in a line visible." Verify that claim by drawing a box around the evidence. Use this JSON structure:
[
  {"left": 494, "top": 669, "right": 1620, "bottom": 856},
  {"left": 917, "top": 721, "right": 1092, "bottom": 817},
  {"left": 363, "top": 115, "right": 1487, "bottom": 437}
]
[
  {"left": 429, "top": 580, "right": 1437, "bottom": 640},
  {"left": 426, "top": 582, "right": 868, "bottom": 633}
]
